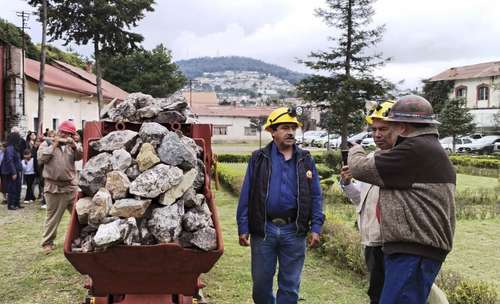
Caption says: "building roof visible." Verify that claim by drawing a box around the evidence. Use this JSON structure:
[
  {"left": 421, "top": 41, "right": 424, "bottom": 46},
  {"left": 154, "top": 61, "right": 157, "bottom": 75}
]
[
  {"left": 182, "top": 90, "right": 276, "bottom": 118},
  {"left": 430, "top": 61, "right": 500, "bottom": 81},
  {"left": 24, "top": 58, "right": 128, "bottom": 100},
  {"left": 192, "top": 104, "right": 275, "bottom": 118}
]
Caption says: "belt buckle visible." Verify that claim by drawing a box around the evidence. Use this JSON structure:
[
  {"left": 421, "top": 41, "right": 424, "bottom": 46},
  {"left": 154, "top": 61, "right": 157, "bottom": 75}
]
[{"left": 271, "top": 218, "right": 287, "bottom": 225}]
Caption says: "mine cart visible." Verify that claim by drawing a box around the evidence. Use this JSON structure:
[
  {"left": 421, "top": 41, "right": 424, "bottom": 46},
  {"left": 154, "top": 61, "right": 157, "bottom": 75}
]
[{"left": 63, "top": 121, "right": 224, "bottom": 304}]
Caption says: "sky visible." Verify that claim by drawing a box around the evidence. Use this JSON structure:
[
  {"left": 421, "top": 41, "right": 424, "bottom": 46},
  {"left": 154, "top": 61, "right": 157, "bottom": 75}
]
[{"left": 2, "top": 0, "right": 500, "bottom": 90}]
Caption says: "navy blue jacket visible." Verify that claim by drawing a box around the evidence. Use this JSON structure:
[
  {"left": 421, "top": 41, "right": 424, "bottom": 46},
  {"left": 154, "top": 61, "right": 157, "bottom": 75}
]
[
  {"left": 237, "top": 142, "right": 324, "bottom": 237},
  {"left": 1, "top": 145, "right": 22, "bottom": 176}
]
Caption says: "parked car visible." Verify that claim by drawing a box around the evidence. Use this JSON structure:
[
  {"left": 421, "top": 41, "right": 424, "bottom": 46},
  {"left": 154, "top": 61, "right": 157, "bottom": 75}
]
[
  {"left": 313, "top": 133, "right": 339, "bottom": 148},
  {"left": 300, "top": 130, "right": 327, "bottom": 146},
  {"left": 439, "top": 136, "right": 474, "bottom": 153},
  {"left": 456, "top": 135, "right": 500, "bottom": 154},
  {"left": 349, "top": 131, "right": 372, "bottom": 144},
  {"left": 361, "top": 137, "right": 376, "bottom": 149}
]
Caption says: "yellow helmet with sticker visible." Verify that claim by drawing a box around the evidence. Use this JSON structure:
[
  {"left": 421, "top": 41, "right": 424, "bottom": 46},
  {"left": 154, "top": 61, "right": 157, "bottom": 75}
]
[
  {"left": 366, "top": 100, "right": 395, "bottom": 125},
  {"left": 263, "top": 107, "right": 303, "bottom": 131}
]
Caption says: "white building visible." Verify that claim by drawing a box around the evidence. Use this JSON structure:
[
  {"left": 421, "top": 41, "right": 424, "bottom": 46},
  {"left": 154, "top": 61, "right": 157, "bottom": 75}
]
[{"left": 430, "top": 61, "right": 500, "bottom": 131}]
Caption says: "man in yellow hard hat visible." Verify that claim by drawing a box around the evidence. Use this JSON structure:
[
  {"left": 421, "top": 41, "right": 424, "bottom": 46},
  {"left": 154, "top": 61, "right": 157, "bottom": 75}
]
[
  {"left": 340, "top": 100, "right": 395, "bottom": 303},
  {"left": 237, "top": 107, "right": 325, "bottom": 304}
]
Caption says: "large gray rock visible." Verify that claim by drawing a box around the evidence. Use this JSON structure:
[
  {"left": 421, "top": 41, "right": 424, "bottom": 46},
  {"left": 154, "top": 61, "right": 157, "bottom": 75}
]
[
  {"left": 180, "top": 135, "right": 202, "bottom": 157},
  {"left": 155, "top": 111, "right": 186, "bottom": 124},
  {"left": 138, "top": 122, "right": 169, "bottom": 148},
  {"left": 148, "top": 203, "right": 184, "bottom": 243},
  {"left": 79, "top": 153, "right": 113, "bottom": 196},
  {"left": 108, "top": 100, "right": 136, "bottom": 121},
  {"left": 191, "top": 227, "right": 217, "bottom": 251},
  {"left": 105, "top": 171, "right": 130, "bottom": 199},
  {"left": 126, "top": 92, "right": 155, "bottom": 108},
  {"left": 90, "top": 130, "right": 138, "bottom": 152},
  {"left": 136, "top": 143, "right": 160, "bottom": 172},
  {"left": 111, "top": 148, "right": 132, "bottom": 171},
  {"left": 157, "top": 132, "right": 197, "bottom": 170},
  {"left": 137, "top": 104, "right": 162, "bottom": 119},
  {"left": 181, "top": 188, "right": 197, "bottom": 208},
  {"left": 159, "top": 94, "right": 188, "bottom": 111},
  {"left": 75, "top": 197, "right": 93, "bottom": 225},
  {"left": 193, "top": 159, "right": 206, "bottom": 190},
  {"left": 100, "top": 98, "right": 118, "bottom": 119},
  {"left": 159, "top": 168, "right": 197, "bottom": 205},
  {"left": 182, "top": 209, "right": 211, "bottom": 232},
  {"left": 110, "top": 198, "right": 151, "bottom": 218},
  {"left": 89, "top": 188, "right": 113, "bottom": 225},
  {"left": 129, "top": 164, "right": 183, "bottom": 198}
]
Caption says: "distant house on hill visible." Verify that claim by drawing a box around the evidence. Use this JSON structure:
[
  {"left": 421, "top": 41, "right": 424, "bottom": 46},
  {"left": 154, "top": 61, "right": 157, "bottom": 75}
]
[
  {"left": 430, "top": 61, "right": 500, "bottom": 131},
  {"left": 183, "top": 91, "right": 275, "bottom": 142}
]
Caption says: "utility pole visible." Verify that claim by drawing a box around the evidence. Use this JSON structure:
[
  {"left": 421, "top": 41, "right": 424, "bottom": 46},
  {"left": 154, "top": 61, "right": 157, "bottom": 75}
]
[
  {"left": 189, "top": 79, "right": 193, "bottom": 108},
  {"left": 37, "top": 0, "right": 47, "bottom": 135},
  {"left": 16, "top": 11, "right": 30, "bottom": 116}
]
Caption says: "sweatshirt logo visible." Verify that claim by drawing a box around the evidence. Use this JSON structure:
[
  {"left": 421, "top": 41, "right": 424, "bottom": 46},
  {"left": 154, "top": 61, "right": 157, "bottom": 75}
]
[{"left": 306, "top": 170, "right": 313, "bottom": 179}]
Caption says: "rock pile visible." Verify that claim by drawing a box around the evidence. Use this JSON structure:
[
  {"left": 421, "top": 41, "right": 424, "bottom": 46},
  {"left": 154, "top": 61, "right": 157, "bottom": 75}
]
[
  {"left": 100, "top": 92, "right": 196, "bottom": 124},
  {"left": 72, "top": 122, "right": 217, "bottom": 253}
]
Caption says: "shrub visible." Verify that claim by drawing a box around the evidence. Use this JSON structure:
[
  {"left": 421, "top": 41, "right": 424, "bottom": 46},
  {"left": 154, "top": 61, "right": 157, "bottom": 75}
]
[
  {"left": 436, "top": 270, "right": 498, "bottom": 304},
  {"left": 316, "top": 164, "right": 335, "bottom": 179},
  {"left": 216, "top": 153, "right": 251, "bottom": 163},
  {"left": 216, "top": 162, "right": 247, "bottom": 195},
  {"left": 323, "top": 150, "right": 343, "bottom": 173},
  {"left": 449, "top": 155, "right": 500, "bottom": 169},
  {"left": 320, "top": 216, "right": 366, "bottom": 276}
]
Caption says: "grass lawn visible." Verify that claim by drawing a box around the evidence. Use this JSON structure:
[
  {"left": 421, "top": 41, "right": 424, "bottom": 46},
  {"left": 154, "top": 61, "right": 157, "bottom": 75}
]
[
  {"left": 456, "top": 173, "right": 498, "bottom": 192},
  {"left": 443, "top": 219, "right": 500, "bottom": 293},
  {"left": 0, "top": 186, "right": 368, "bottom": 304}
]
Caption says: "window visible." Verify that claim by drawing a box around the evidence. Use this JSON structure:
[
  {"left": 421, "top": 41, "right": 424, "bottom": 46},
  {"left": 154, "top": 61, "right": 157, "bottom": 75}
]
[
  {"left": 33, "top": 117, "right": 39, "bottom": 133},
  {"left": 52, "top": 118, "right": 59, "bottom": 130},
  {"left": 477, "top": 85, "right": 489, "bottom": 101},
  {"left": 82, "top": 120, "right": 86, "bottom": 129},
  {"left": 213, "top": 126, "right": 228, "bottom": 135},
  {"left": 455, "top": 86, "right": 467, "bottom": 98},
  {"left": 244, "top": 127, "right": 257, "bottom": 136}
]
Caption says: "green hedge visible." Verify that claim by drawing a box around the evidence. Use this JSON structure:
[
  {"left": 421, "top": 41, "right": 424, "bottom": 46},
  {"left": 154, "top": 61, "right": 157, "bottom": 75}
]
[
  {"left": 449, "top": 155, "right": 500, "bottom": 169},
  {"left": 216, "top": 162, "right": 246, "bottom": 195}
]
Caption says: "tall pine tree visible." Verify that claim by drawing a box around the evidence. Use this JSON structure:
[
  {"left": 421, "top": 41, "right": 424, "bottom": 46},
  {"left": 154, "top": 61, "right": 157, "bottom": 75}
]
[{"left": 300, "top": 0, "right": 389, "bottom": 148}]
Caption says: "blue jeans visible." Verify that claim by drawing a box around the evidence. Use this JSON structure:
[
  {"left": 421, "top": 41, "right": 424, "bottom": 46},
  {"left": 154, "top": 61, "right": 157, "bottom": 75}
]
[
  {"left": 250, "top": 223, "right": 306, "bottom": 304},
  {"left": 380, "top": 253, "right": 442, "bottom": 304}
]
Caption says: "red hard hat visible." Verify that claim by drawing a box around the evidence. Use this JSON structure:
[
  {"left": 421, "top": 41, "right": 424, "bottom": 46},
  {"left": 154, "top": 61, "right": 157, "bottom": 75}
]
[{"left": 58, "top": 120, "right": 76, "bottom": 135}]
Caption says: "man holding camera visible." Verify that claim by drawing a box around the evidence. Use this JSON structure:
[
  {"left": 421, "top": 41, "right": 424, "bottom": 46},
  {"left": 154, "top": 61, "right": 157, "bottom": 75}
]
[
  {"left": 340, "top": 101, "right": 395, "bottom": 303},
  {"left": 348, "top": 95, "right": 455, "bottom": 304},
  {"left": 236, "top": 107, "right": 325, "bottom": 304},
  {"left": 38, "top": 120, "right": 83, "bottom": 254}
]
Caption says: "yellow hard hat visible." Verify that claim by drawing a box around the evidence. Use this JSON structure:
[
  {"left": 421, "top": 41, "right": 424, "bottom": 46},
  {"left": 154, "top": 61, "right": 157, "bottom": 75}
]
[
  {"left": 366, "top": 100, "right": 395, "bottom": 125},
  {"left": 263, "top": 107, "right": 303, "bottom": 131}
]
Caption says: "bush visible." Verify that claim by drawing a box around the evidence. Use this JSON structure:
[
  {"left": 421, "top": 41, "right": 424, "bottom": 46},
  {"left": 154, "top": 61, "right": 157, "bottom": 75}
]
[
  {"left": 316, "top": 164, "right": 335, "bottom": 179},
  {"left": 216, "top": 153, "right": 251, "bottom": 163},
  {"left": 449, "top": 155, "right": 500, "bottom": 169},
  {"left": 436, "top": 270, "right": 498, "bottom": 304},
  {"left": 323, "top": 150, "right": 343, "bottom": 173},
  {"left": 216, "top": 162, "right": 247, "bottom": 195},
  {"left": 455, "top": 165, "right": 500, "bottom": 178},
  {"left": 320, "top": 216, "right": 366, "bottom": 276}
]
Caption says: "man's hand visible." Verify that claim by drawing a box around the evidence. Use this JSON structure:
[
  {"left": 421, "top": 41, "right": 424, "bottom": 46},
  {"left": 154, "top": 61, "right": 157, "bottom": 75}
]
[
  {"left": 340, "top": 166, "right": 352, "bottom": 185},
  {"left": 12, "top": 174, "right": 17, "bottom": 181},
  {"left": 239, "top": 234, "right": 250, "bottom": 246},
  {"left": 52, "top": 136, "right": 60, "bottom": 148},
  {"left": 308, "top": 232, "right": 320, "bottom": 248},
  {"left": 66, "top": 137, "right": 76, "bottom": 149}
]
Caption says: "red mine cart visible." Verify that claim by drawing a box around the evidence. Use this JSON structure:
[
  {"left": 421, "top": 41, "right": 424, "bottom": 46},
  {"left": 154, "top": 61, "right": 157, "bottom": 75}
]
[{"left": 63, "top": 121, "right": 224, "bottom": 304}]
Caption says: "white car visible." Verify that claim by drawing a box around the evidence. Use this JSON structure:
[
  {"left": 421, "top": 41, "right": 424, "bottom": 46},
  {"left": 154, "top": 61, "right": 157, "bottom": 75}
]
[
  {"left": 300, "top": 130, "right": 327, "bottom": 146},
  {"left": 349, "top": 131, "right": 372, "bottom": 144},
  {"left": 439, "top": 136, "right": 474, "bottom": 153},
  {"left": 456, "top": 135, "right": 500, "bottom": 154},
  {"left": 314, "top": 133, "right": 339, "bottom": 148}
]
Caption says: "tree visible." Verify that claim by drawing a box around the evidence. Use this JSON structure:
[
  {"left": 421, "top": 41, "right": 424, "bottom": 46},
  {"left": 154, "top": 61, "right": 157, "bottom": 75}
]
[
  {"left": 249, "top": 116, "right": 268, "bottom": 148},
  {"left": 301, "top": 0, "right": 388, "bottom": 149},
  {"left": 101, "top": 44, "right": 186, "bottom": 98},
  {"left": 0, "top": 18, "right": 39, "bottom": 59},
  {"left": 37, "top": 0, "right": 48, "bottom": 135},
  {"left": 439, "top": 98, "right": 475, "bottom": 152},
  {"left": 27, "top": 0, "right": 155, "bottom": 116},
  {"left": 422, "top": 79, "right": 454, "bottom": 114}
]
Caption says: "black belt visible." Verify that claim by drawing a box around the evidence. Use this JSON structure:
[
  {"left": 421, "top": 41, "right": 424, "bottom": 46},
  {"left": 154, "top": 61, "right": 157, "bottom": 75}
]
[{"left": 267, "top": 211, "right": 297, "bottom": 225}]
